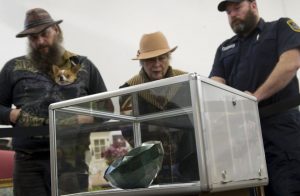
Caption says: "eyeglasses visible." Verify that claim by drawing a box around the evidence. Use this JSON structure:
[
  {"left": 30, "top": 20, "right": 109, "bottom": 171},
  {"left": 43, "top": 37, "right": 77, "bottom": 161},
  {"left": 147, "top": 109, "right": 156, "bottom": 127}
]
[{"left": 142, "top": 54, "right": 169, "bottom": 64}]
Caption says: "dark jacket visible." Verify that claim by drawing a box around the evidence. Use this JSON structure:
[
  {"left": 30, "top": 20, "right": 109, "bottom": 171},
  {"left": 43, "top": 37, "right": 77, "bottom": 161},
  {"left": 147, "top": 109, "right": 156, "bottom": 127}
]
[{"left": 0, "top": 51, "right": 107, "bottom": 152}]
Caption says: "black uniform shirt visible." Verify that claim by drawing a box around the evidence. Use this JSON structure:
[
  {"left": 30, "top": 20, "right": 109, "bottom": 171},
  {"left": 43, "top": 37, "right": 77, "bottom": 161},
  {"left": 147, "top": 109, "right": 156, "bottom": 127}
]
[{"left": 210, "top": 18, "right": 300, "bottom": 108}]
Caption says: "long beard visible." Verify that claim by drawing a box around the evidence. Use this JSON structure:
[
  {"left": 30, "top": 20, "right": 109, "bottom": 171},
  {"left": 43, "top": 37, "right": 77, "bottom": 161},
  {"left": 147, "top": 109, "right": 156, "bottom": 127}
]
[
  {"left": 28, "top": 38, "right": 64, "bottom": 74},
  {"left": 230, "top": 8, "right": 258, "bottom": 36}
]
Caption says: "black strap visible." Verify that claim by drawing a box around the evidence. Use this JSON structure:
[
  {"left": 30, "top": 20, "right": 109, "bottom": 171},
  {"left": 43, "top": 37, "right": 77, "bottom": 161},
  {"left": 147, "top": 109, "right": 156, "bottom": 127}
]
[
  {"left": 259, "top": 94, "right": 300, "bottom": 118},
  {"left": 0, "top": 126, "right": 49, "bottom": 138}
]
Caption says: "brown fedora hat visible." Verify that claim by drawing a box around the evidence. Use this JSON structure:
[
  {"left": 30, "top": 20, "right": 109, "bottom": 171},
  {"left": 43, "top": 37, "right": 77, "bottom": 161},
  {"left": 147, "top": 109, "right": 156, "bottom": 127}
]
[
  {"left": 16, "top": 8, "right": 63, "bottom": 38},
  {"left": 133, "top": 31, "right": 177, "bottom": 60}
]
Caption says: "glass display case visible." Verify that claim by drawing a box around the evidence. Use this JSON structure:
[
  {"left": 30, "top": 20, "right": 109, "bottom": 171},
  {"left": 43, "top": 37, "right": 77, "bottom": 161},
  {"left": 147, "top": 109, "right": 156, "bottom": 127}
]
[{"left": 49, "top": 73, "right": 268, "bottom": 196}]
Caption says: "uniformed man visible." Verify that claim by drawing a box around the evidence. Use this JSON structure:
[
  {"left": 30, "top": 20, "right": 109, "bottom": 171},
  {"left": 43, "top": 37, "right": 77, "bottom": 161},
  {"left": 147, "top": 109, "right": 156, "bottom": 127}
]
[{"left": 209, "top": 0, "right": 300, "bottom": 196}]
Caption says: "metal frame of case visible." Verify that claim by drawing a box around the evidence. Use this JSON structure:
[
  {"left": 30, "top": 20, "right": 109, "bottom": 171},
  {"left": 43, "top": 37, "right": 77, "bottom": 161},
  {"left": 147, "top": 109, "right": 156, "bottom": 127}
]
[{"left": 49, "top": 73, "right": 268, "bottom": 196}]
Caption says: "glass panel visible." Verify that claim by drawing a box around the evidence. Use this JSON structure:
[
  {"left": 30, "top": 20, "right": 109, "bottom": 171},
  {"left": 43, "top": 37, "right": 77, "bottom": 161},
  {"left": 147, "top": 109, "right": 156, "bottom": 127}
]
[
  {"left": 75, "top": 98, "right": 115, "bottom": 113},
  {"left": 55, "top": 110, "right": 133, "bottom": 195},
  {"left": 139, "top": 114, "right": 199, "bottom": 184},
  {"left": 119, "top": 82, "right": 192, "bottom": 116},
  {"left": 52, "top": 79, "right": 200, "bottom": 195},
  {"left": 99, "top": 139, "right": 105, "bottom": 145},
  {"left": 202, "top": 82, "right": 267, "bottom": 184}
]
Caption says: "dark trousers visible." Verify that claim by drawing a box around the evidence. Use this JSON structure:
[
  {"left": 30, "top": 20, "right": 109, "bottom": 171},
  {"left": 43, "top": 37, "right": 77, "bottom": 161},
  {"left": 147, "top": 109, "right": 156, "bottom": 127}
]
[
  {"left": 265, "top": 158, "right": 300, "bottom": 196},
  {"left": 13, "top": 152, "right": 51, "bottom": 196},
  {"left": 262, "top": 110, "right": 300, "bottom": 196}
]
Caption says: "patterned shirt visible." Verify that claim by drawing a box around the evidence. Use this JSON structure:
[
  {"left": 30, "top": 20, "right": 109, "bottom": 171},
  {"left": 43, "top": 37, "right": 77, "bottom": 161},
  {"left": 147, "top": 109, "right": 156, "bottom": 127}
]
[{"left": 0, "top": 50, "right": 107, "bottom": 151}]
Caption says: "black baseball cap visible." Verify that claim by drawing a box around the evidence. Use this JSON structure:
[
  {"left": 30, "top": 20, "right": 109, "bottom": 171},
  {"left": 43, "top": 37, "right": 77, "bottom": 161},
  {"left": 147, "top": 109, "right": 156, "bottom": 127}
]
[{"left": 218, "top": 0, "right": 245, "bottom": 12}]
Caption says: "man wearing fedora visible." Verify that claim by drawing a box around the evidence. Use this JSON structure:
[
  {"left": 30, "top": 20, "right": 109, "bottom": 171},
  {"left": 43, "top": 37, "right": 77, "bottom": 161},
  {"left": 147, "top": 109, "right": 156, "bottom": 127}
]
[
  {"left": 209, "top": 0, "right": 300, "bottom": 195},
  {"left": 119, "top": 31, "right": 199, "bottom": 184},
  {"left": 0, "top": 8, "right": 110, "bottom": 195}
]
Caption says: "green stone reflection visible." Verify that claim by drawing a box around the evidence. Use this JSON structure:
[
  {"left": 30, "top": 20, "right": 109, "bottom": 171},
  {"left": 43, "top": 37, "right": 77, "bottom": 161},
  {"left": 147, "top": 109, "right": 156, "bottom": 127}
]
[{"left": 104, "top": 141, "right": 164, "bottom": 189}]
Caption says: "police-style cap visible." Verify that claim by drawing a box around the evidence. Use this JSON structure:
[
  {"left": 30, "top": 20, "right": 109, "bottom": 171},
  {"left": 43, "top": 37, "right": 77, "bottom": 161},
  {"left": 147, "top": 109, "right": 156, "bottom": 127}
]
[{"left": 218, "top": 0, "right": 245, "bottom": 12}]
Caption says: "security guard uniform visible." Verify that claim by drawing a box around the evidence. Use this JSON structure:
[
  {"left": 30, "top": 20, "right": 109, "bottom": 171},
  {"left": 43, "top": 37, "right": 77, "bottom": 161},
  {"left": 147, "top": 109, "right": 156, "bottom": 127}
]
[{"left": 210, "top": 18, "right": 300, "bottom": 196}]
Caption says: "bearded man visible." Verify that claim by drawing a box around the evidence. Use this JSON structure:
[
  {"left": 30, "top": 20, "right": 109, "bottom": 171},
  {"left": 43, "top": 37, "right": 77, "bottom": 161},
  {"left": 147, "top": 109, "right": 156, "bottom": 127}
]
[
  {"left": 209, "top": 1, "right": 300, "bottom": 195},
  {"left": 0, "top": 8, "right": 109, "bottom": 196}
]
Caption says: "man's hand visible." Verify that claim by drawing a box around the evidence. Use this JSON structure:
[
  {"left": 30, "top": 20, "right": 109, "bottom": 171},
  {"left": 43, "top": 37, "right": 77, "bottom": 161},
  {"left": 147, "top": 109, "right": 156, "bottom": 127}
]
[
  {"left": 210, "top": 76, "right": 226, "bottom": 84},
  {"left": 244, "top": 91, "right": 260, "bottom": 101},
  {"left": 10, "top": 109, "right": 21, "bottom": 124},
  {"left": 77, "top": 115, "right": 94, "bottom": 124}
]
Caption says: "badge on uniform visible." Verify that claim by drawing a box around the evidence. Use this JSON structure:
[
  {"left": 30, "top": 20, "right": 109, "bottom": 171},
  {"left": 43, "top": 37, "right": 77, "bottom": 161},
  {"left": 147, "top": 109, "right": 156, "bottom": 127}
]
[{"left": 287, "top": 19, "right": 300, "bottom": 32}]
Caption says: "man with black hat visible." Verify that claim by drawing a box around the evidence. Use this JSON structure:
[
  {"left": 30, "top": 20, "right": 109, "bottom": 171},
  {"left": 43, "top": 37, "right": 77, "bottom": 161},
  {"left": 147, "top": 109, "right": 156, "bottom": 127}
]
[
  {"left": 209, "top": 1, "right": 300, "bottom": 195},
  {"left": 0, "top": 8, "right": 110, "bottom": 196}
]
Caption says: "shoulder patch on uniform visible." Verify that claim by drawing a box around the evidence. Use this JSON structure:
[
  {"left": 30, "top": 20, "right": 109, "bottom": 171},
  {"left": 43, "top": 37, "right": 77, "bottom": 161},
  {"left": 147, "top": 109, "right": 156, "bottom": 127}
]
[{"left": 287, "top": 19, "right": 300, "bottom": 32}]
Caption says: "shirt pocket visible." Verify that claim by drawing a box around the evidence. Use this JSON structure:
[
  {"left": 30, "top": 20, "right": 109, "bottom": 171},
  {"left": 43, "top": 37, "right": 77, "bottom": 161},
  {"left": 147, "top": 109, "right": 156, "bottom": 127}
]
[
  {"left": 252, "top": 33, "right": 278, "bottom": 74},
  {"left": 254, "top": 33, "right": 277, "bottom": 58},
  {"left": 220, "top": 45, "right": 239, "bottom": 78}
]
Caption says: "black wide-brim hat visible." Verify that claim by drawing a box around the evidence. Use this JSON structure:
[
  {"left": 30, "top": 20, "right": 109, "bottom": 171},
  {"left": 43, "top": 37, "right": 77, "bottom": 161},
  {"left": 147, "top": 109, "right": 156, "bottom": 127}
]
[
  {"left": 16, "top": 8, "right": 63, "bottom": 38},
  {"left": 218, "top": 0, "right": 244, "bottom": 11}
]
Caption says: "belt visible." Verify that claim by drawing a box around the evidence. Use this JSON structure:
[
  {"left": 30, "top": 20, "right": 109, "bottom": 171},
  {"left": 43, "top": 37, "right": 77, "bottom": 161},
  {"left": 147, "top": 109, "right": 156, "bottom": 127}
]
[{"left": 259, "top": 94, "right": 300, "bottom": 118}]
